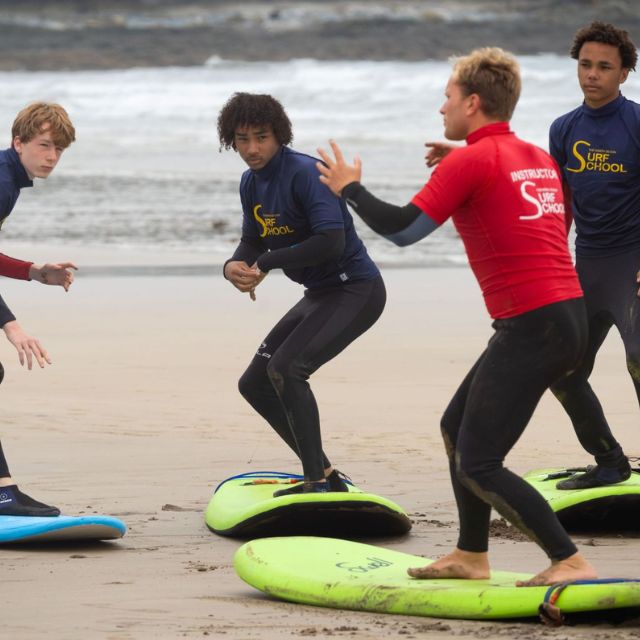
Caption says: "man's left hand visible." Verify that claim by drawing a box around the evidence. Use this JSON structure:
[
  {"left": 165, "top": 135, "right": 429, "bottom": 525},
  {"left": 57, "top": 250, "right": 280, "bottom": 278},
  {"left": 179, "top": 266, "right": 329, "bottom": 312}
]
[{"left": 30, "top": 262, "right": 78, "bottom": 291}]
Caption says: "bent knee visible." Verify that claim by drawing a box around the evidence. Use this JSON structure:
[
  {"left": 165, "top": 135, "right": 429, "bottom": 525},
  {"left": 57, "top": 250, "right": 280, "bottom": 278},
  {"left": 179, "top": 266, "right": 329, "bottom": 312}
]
[
  {"left": 238, "top": 366, "right": 267, "bottom": 400},
  {"left": 455, "top": 453, "right": 500, "bottom": 488},
  {"left": 266, "top": 355, "right": 309, "bottom": 388}
]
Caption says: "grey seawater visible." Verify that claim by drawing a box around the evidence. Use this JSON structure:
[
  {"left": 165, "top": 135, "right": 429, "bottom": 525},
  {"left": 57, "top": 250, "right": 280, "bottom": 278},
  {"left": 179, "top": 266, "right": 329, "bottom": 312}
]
[{"left": 0, "top": 55, "right": 619, "bottom": 270}]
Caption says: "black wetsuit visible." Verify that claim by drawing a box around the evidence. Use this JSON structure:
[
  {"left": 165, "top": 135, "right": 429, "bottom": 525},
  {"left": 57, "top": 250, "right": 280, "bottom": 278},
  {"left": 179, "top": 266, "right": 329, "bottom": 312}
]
[
  {"left": 344, "top": 121, "right": 586, "bottom": 561},
  {"left": 443, "top": 298, "right": 587, "bottom": 557},
  {"left": 228, "top": 146, "right": 384, "bottom": 482},
  {"left": 549, "top": 95, "right": 640, "bottom": 470},
  {"left": 550, "top": 249, "right": 638, "bottom": 465},
  {"left": 0, "top": 148, "right": 34, "bottom": 480}
]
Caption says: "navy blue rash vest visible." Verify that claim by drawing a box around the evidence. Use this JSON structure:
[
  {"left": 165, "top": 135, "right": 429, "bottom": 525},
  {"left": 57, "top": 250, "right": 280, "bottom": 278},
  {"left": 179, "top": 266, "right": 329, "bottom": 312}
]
[
  {"left": 0, "top": 147, "right": 33, "bottom": 221},
  {"left": 239, "top": 146, "right": 379, "bottom": 289},
  {"left": 549, "top": 93, "right": 640, "bottom": 257}
]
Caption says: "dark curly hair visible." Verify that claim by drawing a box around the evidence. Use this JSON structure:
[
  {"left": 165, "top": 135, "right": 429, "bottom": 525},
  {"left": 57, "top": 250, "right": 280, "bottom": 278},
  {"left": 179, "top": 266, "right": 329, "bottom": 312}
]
[
  {"left": 570, "top": 21, "right": 637, "bottom": 71},
  {"left": 217, "top": 92, "right": 293, "bottom": 150}
]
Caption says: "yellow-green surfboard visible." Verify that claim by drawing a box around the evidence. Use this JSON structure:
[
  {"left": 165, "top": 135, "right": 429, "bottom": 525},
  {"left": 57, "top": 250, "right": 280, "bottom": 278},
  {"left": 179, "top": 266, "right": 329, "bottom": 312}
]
[
  {"left": 235, "top": 536, "right": 640, "bottom": 621},
  {"left": 205, "top": 472, "right": 411, "bottom": 538},
  {"left": 525, "top": 467, "right": 640, "bottom": 530}
]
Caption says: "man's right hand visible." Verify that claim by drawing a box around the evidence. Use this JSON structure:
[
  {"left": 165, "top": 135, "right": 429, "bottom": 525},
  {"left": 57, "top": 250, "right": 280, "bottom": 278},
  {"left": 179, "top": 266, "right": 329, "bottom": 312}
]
[{"left": 224, "top": 261, "right": 264, "bottom": 299}]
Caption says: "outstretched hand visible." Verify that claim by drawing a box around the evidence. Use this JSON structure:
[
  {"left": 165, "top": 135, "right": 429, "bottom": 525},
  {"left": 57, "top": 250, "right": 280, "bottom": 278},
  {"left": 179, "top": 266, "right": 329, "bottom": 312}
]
[
  {"left": 30, "top": 262, "right": 78, "bottom": 291},
  {"left": 2, "top": 320, "right": 51, "bottom": 369},
  {"left": 316, "top": 140, "right": 362, "bottom": 197}
]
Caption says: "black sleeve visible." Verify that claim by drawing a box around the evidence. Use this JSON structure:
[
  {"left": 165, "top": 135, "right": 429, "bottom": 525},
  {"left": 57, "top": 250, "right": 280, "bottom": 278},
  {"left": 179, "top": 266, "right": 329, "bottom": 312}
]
[
  {"left": 223, "top": 237, "right": 264, "bottom": 279},
  {"left": 256, "top": 228, "right": 345, "bottom": 273},
  {"left": 342, "top": 181, "right": 423, "bottom": 235},
  {"left": 0, "top": 293, "right": 16, "bottom": 328}
]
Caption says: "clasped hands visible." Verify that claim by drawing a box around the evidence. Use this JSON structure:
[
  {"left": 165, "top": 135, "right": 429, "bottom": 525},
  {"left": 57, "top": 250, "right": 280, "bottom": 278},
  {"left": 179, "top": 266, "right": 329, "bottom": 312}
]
[{"left": 225, "top": 261, "right": 266, "bottom": 301}]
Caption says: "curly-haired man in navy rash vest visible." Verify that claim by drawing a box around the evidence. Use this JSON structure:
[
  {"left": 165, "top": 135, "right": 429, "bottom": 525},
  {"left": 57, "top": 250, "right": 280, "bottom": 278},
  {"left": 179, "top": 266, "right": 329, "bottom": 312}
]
[
  {"left": 0, "top": 102, "right": 77, "bottom": 516},
  {"left": 219, "top": 92, "right": 385, "bottom": 496},
  {"left": 547, "top": 22, "right": 639, "bottom": 490}
]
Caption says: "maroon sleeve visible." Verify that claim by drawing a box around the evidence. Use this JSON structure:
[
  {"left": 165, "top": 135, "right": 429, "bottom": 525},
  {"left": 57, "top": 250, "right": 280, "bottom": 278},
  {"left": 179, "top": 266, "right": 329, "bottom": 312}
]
[{"left": 0, "top": 253, "right": 33, "bottom": 280}]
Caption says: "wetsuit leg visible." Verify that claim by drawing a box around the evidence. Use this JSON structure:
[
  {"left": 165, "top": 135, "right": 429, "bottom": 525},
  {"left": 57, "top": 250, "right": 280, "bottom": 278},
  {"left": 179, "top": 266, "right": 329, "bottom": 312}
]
[
  {"left": 441, "top": 298, "right": 587, "bottom": 560},
  {"left": 266, "top": 276, "right": 386, "bottom": 481},
  {"left": 550, "top": 253, "right": 630, "bottom": 467},
  {"left": 240, "top": 276, "right": 385, "bottom": 480},
  {"left": 238, "top": 297, "right": 331, "bottom": 469},
  {"left": 608, "top": 250, "right": 640, "bottom": 407},
  {"left": 0, "top": 441, "right": 9, "bottom": 477}
]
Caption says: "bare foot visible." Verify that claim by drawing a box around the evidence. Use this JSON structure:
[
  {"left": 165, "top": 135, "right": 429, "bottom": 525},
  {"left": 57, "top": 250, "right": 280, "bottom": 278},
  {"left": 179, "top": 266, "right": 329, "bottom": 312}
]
[
  {"left": 516, "top": 552, "right": 597, "bottom": 586},
  {"left": 408, "top": 548, "right": 490, "bottom": 580}
]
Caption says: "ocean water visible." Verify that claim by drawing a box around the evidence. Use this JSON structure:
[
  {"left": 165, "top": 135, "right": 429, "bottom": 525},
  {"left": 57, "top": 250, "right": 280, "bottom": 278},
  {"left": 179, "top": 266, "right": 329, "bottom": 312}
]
[{"left": 0, "top": 55, "right": 626, "bottom": 267}]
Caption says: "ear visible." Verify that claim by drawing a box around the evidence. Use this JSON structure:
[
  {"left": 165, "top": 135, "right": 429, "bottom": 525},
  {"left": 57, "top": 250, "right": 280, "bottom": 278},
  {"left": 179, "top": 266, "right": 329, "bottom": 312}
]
[
  {"left": 466, "top": 93, "right": 482, "bottom": 116},
  {"left": 12, "top": 136, "right": 22, "bottom": 153},
  {"left": 620, "top": 68, "right": 630, "bottom": 84}
]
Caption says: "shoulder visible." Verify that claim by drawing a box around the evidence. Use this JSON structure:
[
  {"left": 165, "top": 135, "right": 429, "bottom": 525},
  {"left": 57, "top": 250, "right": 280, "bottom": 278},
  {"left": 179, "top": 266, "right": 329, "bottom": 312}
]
[
  {"left": 550, "top": 106, "right": 582, "bottom": 136},
  {"left": 620, "top": 96, "right": 640, "bottom": 120},
  {"left": 239, "top": 168, "right": 253, "bottom": 191},
  {"left": 282, "top": 147, "right": 320, "bottom": 174},
  {"left": 442, "top": 136, "right": 495, "bottom": 170},
  {"left": 0, "top": 149, "right": 12, "bottom": 179}
]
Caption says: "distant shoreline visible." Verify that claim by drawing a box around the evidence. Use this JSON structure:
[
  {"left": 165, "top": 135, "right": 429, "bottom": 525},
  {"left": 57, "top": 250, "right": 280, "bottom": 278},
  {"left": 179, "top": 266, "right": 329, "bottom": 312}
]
[{"left": 0, "top": 1, "right": 638, "bottom": 71}]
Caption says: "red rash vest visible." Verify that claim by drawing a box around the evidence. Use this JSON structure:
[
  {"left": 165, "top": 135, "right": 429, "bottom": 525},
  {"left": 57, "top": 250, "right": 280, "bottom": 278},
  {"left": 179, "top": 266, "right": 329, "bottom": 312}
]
[{"left": 411, "top": 122, "right": 582, "bottom": 319}]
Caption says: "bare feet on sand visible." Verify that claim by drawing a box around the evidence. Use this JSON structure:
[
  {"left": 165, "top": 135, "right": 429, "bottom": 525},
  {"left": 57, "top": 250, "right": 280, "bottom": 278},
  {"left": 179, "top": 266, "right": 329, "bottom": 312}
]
[
  {"left": 516, "top": 552, "right": 597, "bottom": 586},
  {"left": 408, "top": 548, "right": 490, "bottom": 580}
]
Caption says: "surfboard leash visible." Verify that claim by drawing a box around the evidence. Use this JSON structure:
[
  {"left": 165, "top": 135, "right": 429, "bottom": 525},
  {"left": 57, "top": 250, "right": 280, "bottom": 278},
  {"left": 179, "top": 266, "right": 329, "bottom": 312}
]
[
  {"left": 214, "top": 471, "right": 304, "bottom": 492},
  {"left": 539, "top": 577, "right": 640, "bottom": 626}
]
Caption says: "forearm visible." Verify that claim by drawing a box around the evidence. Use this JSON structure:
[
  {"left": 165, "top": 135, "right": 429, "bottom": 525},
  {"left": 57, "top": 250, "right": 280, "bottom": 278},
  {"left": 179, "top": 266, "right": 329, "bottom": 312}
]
[
  {"left": 257, "top": 228, "right": 345, "bottom": 272},
  {"left": 342, "top": 182, "right": 438, "bottom": 246}
]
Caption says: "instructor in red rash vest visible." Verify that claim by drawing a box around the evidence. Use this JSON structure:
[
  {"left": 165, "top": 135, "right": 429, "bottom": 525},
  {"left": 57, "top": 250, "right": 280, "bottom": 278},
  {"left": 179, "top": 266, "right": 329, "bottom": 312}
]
[{"left": 317, "top": 47, "right": 595, "bottom": 586}]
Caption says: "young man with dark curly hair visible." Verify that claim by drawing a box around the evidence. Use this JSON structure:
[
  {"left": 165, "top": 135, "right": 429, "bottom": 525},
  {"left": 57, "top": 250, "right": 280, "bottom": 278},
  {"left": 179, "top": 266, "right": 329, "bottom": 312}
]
[
  {"left": 547, "top": 21, "right": 639, "bottom": 490},
  {"left": 0, "top": 102, "right": 77, "bottom": 516},
  {"left": 218, "top": 92, "right": 385, "bottom": 495}
]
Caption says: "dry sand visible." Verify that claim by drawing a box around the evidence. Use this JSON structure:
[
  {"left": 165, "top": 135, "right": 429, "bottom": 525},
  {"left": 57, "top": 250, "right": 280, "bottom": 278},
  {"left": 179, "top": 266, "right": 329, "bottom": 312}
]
[{"left": 1, "top": 259, "right": 639, "bottom": 639}]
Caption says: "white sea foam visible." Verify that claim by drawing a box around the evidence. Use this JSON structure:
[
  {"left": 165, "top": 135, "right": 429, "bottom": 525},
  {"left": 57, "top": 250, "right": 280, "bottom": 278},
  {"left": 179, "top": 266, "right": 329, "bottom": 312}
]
[{"left": 0, "top": 55, "right": 628, "bottom": 266}]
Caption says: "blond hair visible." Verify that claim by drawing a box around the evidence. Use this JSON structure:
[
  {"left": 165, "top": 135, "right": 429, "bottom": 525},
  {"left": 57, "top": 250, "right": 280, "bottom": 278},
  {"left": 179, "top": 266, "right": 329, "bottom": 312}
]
[
  {"left": 451, "top": 47, "right": 521, "bottom": 121},
  {"left": 11, "top": 102, "right": 76, "bottom": 148}
]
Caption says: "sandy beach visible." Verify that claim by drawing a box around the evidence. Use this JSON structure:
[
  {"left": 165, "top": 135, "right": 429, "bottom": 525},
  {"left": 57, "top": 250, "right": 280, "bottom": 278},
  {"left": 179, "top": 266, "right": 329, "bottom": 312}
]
[{"left": 0, "top": 256, "right": 638, "bottom": 639}]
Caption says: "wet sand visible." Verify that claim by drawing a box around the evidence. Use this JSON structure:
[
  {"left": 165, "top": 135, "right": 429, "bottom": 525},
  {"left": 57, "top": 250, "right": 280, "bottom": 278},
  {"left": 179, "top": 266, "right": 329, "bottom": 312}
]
[{"left": 1, "top": 260, "right": 639, "bottom": 638}]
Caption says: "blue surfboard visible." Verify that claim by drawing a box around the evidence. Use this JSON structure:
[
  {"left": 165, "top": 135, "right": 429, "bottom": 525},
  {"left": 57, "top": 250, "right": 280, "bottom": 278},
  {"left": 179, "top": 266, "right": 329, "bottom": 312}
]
[{"left": 0, "top": 514, "right": 126, "bottom": 543}]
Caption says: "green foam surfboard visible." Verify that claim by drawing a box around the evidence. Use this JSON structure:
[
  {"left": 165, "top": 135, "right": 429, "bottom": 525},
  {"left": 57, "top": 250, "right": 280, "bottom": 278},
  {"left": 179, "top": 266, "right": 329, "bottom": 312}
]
[
  {"left": 205, "top": 472, "right": 411, "bottom": 538},
  {"left": 525, "top": 467, "right": 640, "bottom": 530},
  {"left": 234, "top": 536, "right": 640, "bottom": 621}
]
